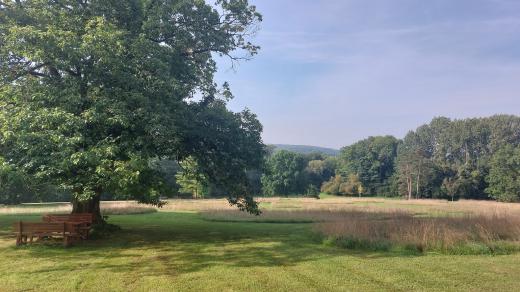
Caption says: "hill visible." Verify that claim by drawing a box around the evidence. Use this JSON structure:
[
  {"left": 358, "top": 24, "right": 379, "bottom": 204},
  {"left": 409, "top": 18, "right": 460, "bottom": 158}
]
[{"left": 271, "top": 144, "right": 340, "bottom": 156}]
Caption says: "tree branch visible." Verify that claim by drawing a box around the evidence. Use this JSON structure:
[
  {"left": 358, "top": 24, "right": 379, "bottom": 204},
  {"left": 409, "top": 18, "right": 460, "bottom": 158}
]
[{"left": 11, "top": 62, "right": 50, "bottom": 80}]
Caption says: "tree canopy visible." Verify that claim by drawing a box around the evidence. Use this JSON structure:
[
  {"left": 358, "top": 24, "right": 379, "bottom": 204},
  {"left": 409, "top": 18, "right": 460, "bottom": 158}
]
[
  {"left": 395, "top": 115, "right": 520, "bottom": 201},
  {"left": 261, "top": 150, "right": 307, "bottom": 196},
  {"left": 339, "top": 135, "right": 399, "bottom": 195},
  {"left": 0, "top": 0, "right": 265, "bottom": 219},
  {"left": 486, "top": 145, "right": 520, "bottom": 202},
  {"left": 319, "top": 116, "right": 520, "bottom": 202},
  {"left": 261, "top": 151, "right": 336, "bottom": 197}
]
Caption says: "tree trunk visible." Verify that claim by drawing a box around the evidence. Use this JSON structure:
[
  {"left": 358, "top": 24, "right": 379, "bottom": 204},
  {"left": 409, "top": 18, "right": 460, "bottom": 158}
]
[
  {"left": 406, "top": 164, "right": 412, "bottom": 200},
  {"left": 407, "top": 176, "right": 412, "bottom": 200},
  {"left": 72, "top": 193, "right": 104, "bottom": 225},
  {"left": 464, "top": 142, "right": 470, "bottom": 165},
  {"left": 416, "top": 169, "right": 421, "bottom": 199}
]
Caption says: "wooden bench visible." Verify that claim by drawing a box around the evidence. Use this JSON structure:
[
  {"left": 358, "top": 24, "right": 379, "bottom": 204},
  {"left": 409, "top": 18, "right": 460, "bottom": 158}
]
[
  {"left": 13, "top": 221, "right": 81, "bottom": 247},
  {"left": 42, "top": 213, "right": 94, "bottom": 239}
]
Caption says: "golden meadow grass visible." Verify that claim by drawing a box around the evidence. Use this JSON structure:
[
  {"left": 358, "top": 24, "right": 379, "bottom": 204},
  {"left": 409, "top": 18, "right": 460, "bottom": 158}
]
[
  {"left": 4, "top": 197, "right": 520, "bottom": 215},
  {"left": 0, "top": 201, "right": 157, "bottom": 215},
  {"left": 315, "top": 210, "right": 520, "bottom": 253},
  {"left": 196, "top": 197, "right": 520, "bottom": 253}
]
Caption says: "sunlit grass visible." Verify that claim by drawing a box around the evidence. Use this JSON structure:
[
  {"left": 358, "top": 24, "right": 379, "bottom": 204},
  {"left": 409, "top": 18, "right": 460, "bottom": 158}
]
[
  {"left": 2, "top": 197, "right": 520, "bottom": 290},
  {"left": 1, "top": 211, "right": 520, "bottom": 291}
]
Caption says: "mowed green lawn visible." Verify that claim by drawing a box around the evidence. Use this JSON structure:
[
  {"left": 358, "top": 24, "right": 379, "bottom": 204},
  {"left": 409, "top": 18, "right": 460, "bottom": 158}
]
[{"left": 1, "top": 211, "right": 520, "bottom": 291}]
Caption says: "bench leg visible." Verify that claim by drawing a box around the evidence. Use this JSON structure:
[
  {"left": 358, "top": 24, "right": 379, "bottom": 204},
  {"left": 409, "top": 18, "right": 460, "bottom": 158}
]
[{"left": 16, "top": 235, "right": 22, "bottom": 246}]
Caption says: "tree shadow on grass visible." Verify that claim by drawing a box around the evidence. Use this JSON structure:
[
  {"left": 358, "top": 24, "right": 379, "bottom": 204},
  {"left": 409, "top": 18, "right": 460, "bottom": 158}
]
[{"left": 1, "top": 212, "right": 415, "bottom": 278}]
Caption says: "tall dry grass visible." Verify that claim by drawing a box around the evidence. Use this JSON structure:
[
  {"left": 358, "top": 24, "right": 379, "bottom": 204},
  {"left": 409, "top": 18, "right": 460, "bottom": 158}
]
[
  {"left": 100, "top": 201, "right": 157, "bottom": 215},
  {"left": 197, "top": 197, "right": 520, "bottom": 253},
  {"left": 315, "top": 210, "right": 520, "bottom": 253},
  {"left": 0, "top": 201, "right": 157, "bottom": 215},
  {"left": 201, "top": 209, "right": 356, "bottom": 223},
  {"left": 170, "top": 197, "right": 520, "bottom": 215},
  {"left": 161, "top": 199, "right": 236, "bottom": 212}
]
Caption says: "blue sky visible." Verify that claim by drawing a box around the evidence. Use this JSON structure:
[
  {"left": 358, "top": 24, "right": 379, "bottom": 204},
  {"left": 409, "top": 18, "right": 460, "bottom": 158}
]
[{"left": 215, "top": 0, "right": 520, "bottom": 149}]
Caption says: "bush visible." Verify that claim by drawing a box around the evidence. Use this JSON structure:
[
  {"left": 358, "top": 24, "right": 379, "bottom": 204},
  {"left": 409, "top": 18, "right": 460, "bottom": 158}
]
[{"left": 321, "top": 174, "right": 364, "bottom": 196}]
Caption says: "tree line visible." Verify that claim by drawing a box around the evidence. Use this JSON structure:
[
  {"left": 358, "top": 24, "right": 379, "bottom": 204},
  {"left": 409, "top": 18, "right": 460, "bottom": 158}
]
[
  {"left": 262, "top": 115, "right": 520, "bottom": 202},
  {"left": 394, "top": 115, "right": 520, "bottom": 202},
  {"left": 3, "top": 113, "right": 520, "bottom": 204}
]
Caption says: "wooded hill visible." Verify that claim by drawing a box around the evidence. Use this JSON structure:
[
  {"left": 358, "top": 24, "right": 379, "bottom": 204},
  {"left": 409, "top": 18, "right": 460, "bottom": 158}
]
[{"left": 271, "top": 144, "right": 340, "bottom": 156}]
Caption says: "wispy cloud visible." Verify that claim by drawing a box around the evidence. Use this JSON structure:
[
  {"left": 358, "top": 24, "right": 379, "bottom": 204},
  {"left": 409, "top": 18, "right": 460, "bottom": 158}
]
[
  {"left": 217, "top": 0, "right": 520, "bottom": 148},
  {"left": 259, "top": 16, "right": 520, "bottom": 63}
]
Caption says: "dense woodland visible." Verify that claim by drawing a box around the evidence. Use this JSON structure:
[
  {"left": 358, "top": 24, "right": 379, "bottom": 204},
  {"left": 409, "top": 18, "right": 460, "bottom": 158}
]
[
  {"left": 263, "top": 115, "right": 520, "bottom": 202},
  {"left": 3, "top": 115, "right": 519, "bottom": 204}
]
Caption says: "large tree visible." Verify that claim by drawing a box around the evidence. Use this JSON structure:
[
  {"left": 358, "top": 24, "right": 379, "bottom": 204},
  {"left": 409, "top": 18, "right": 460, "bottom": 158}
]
[
  {"left": 261, "top": 150, "right": 307, "bottom": 196},
  {"left": 339, "top": 135, "right": 399, "bottom": 195},
  {"left": 305, "top": 157, "right": 336, "bottom": 189},
  {"left": 0, "top": 0, "right": 264, "bottom": 222},
  {"left": 486, "top": 145, "right": 520, "bottom": 202}
]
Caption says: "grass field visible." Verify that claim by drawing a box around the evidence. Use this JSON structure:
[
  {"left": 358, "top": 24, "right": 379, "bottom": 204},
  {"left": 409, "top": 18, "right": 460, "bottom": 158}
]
[{"left": 1, "top": 197, "right": 520, "bottom": 291}]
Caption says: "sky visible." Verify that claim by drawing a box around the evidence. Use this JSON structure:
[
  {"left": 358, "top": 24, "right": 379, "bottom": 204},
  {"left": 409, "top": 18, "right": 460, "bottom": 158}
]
[{"left": 215, "top": 0, "right": 520, "bottom": 149}]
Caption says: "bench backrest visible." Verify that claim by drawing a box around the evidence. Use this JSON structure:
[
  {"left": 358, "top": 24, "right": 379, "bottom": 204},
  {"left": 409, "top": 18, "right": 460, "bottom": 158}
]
[
  {"left": 42, "top": 213, "right": 94, "bottom": 224},
  {"left": 12, "top": 222, "right": 78, "bottom": 233}
]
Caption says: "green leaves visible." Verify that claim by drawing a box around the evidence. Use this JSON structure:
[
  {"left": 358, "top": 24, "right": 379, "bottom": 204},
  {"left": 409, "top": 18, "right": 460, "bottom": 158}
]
[
  {"left": 340, "top": 136, "right": 399, "bottom": 195},
  {"left": 396, "top": 115, "right": 520, "bottom": 201},
  {"left": 486, "top": 145, "right": 520, "bottom": 202},
  {"left": 0, "top": 157, "right": 32, "bottom": 204},
  {"left": 175, "top": 156, "right": 207, "bottom": 198},
  {"left": 0, "top": 0, "right": 264, "bottom": 211},
  {"left": 261, "top": 150, "right": 307, "bottom": 196}
]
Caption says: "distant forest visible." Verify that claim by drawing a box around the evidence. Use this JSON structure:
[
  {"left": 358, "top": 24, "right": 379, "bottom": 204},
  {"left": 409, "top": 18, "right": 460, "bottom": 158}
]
[
  {"left": 262, "top": 115, "right": 520, "bottom": 202},
  {"left": 2, "top": 115, "right": 520, "bottom": 204}
]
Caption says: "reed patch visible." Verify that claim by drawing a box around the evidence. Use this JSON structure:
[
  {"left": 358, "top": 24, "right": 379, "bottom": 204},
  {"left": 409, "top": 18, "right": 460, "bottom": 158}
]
[{"left": 315, "top": 210, "right": 520, "bottom": 254}]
